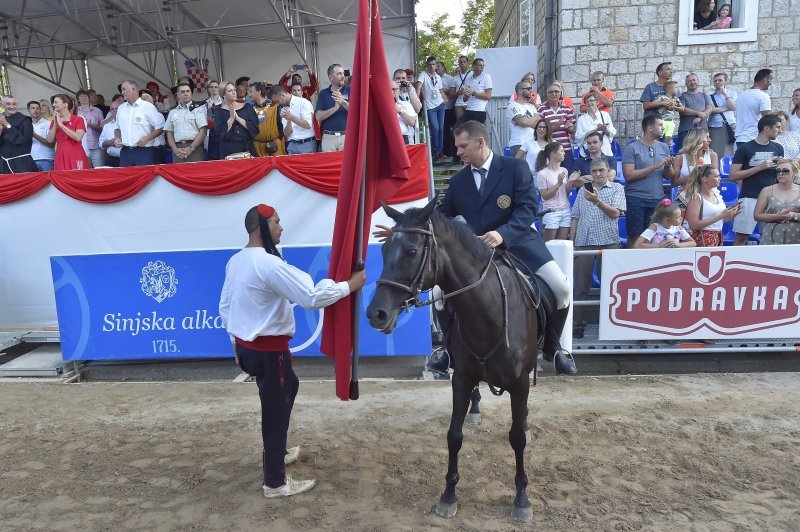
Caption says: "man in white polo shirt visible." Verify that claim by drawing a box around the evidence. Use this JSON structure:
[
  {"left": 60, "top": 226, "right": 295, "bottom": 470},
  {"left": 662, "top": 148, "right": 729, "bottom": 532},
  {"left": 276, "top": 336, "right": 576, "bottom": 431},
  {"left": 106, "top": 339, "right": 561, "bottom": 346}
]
[
  {"left": 507, "top": 81, "right": 540, "bottom": 156},
  {"left": 98, "top": 99, "right": 123, "bottom": 166},
  {"left": 26, "top": 100, "right": 55, "bottom": 171},
  {"left": 113, "top": 80, "right": 165, "bottom": 166},
  {"left": 454, "top": 58, "right": 493, "bottom": 128},
  {"left": 417, "top": 55, "right": 448, "bottom": 162},
  {"left": 271, "top": 85, "right": 316, "bottom": 155}
]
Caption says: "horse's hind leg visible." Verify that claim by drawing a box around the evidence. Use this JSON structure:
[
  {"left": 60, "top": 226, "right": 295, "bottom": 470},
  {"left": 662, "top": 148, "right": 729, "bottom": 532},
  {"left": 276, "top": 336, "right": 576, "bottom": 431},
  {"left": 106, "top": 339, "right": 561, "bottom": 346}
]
[
  {"left": 435, "top": 372, "right": 475, "bottom": 519},
  {"left": 508, "top": 377, "right": 533, "bottom": 522},
  {"left": 465, "top": 385, "right": 481, "bottom": 425}
]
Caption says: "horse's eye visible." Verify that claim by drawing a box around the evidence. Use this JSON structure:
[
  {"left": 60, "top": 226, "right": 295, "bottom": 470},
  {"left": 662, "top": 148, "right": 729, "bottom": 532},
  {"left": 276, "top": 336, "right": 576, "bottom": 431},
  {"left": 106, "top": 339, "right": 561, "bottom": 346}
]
[{"left": 405, "top": 248, "right": 417, "bottom": 256}]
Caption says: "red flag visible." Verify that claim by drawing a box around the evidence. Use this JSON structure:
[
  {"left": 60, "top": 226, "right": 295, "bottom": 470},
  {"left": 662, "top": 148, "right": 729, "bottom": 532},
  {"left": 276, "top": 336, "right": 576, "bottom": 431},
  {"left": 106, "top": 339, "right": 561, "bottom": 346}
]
[{"left": 320, "top": 0, "right": 413, "bottom": 400}]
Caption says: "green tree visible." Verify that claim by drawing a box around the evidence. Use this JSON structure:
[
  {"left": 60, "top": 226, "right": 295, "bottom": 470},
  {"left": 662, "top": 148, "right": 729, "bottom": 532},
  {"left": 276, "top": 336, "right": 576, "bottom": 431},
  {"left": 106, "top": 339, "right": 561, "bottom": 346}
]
[
  {"left": 459, "top": 0, "right": 494, "bottom": 56},
  {"left": 416, "top": 12, "right": 460, "bottom": 73}
]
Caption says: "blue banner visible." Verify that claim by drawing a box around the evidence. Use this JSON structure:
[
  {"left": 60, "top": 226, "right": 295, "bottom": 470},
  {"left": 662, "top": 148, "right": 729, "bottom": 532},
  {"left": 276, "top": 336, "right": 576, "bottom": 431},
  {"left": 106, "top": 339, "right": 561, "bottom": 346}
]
[{"left": 51, "top": 245, "right": 431, "bottom": 361}]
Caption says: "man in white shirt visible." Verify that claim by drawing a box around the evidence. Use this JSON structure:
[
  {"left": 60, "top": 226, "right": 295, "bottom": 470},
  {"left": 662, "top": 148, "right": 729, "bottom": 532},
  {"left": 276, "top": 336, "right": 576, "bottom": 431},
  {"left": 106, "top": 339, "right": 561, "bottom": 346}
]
[
  {"left": 113, "top": 80, "right": 165, "bottom": 166},
  {"left": 392, "top": 80, "right": 417, "bottom": 144},
  {"left": 735, "top": 68, "right": 773, "bottom": 147},
  {"left": 454, "top": 58, "right": 493, "bottom": 128},
  {"left": 506, "top": 81, "right": 540, "bottom": 156},
  {"left": 417, "top": 55, "right": 449, "bottom": 162},
  {"left": 26, "top": 100, "right": 55, "bottom": 171},
  {"left": 98, "top": 99, "right": 123, "bottom": 166},
  {"left": 270, "top": 85, "right": 316, "bottom": 155},
  {"left": 219, "top": 203, "right": 365, "bottom": 498},
  {"left": 449, "top": 55, "right": 471, "bottom": 121},
  {"left": 164, "top": 81, "right": 208, "bottom": 163}
]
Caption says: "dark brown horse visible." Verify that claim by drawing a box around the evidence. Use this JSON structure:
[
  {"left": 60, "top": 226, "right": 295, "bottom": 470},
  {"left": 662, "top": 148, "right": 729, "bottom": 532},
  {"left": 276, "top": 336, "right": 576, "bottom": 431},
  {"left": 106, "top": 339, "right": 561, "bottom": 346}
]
[{"left": 366, "top": 198, "right": 541, "bottom": 522}]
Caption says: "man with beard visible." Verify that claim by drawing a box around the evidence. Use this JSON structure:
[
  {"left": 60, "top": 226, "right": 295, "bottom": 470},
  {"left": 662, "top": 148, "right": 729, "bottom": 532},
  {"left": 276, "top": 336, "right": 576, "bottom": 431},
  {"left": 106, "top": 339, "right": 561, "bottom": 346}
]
[{"left": 0, "top": 95, "right": 38, "bottom": 173}]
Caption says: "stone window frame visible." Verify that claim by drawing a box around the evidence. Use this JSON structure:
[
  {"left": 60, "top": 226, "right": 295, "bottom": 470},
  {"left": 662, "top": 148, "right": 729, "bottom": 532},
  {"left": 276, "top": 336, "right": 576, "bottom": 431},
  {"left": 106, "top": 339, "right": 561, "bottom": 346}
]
[
  {"left": 519, "top": 0, "right": 532, "bottom": 47},
  {"left": 677, "top": 0, "right": 759, "bottom": 45}
]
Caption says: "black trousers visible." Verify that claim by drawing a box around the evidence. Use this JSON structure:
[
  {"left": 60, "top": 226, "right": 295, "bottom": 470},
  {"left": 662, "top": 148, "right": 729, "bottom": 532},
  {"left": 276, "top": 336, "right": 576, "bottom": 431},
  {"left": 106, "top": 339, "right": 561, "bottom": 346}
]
[
  {"left": 454, "top": 110, "right": 487, "bottom": 128},
  {"left": 443, "top": 108, "right": 457, "bottom": 156},
  {"left": 236, "top": 345, "right": 299, "bottom": 488},
  {"left": 119, "top": 146, "right": 157, "bottom": 167}
]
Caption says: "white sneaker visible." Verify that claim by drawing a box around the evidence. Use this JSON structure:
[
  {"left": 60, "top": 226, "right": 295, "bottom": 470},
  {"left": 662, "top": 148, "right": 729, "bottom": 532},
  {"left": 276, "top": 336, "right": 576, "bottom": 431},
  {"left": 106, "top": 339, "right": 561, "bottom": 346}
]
[
  {"left": 263, "top": 475, "right": 316, "bottom": 498},
  {"left": 284, "top": 446, "right": 300, "bottom": 465}
]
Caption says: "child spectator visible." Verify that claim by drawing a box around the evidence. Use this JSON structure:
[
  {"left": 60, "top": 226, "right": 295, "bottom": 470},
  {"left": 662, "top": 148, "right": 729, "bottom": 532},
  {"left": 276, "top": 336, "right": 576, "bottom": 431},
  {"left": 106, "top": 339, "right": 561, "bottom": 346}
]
[
  {"left": 536, "top": 141, "right": 581, "bottom": 241},
  {"left": 716, "top": 4, "right": 733, "bottom": 29},
  {"left": 655, "top": 81, "right": 683, "bottom": 147},
  {"left": 633, "top": 199, "right": 697, "bottom": 248}
]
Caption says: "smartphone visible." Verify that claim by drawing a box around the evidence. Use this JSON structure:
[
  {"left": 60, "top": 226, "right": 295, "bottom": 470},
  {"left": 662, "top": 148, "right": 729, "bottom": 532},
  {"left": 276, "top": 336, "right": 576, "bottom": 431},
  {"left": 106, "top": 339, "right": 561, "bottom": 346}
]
[
  {"left": 583, "top": 182, "right": 594, "bottom": 193},
  {"left": 295, "top": 64, "right": 305, "bottom": 71},
  {"left": 343, "top": 69, "right": 351, "bottom": 77}
]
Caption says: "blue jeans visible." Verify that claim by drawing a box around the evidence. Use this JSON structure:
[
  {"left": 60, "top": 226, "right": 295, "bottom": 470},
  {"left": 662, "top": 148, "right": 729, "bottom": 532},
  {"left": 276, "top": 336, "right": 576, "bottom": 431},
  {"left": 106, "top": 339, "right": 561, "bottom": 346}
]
[
  {"left": 287, "top": 138, "right": 317, "bottom": 155},
  {"left": 625, "top": 195, "right": 662, "bottom": 246},
  {"left": 34, "top": 159, "right": 54, "bottom": 172},
  {"left": 427, "top": 102, "right": 446, "bottom": 156}
]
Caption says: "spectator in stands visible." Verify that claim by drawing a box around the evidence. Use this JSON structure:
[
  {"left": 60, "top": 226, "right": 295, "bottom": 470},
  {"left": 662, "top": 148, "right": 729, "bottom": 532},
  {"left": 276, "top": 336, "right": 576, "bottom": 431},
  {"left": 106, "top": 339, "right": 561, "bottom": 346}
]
[
  {"left": 575, "top": 92, "right": 616, "bottom": 158},
  {"left": 163, "top": 81, "right": 207, "bottom": 163},
  {"left": 773, "top": 111, "right": 800, "bottom": 159},
  {"left": 518, "top": 72, "right": 541, "bottom": 108},
  {"left": 735, "top": 68, "right": 773, "bottom": 147},
  {"left": 27, "top": 100, "right": 55, "bottom": 172},
  {"left": 654, "top": 80, "right": 683, "bottom": 148},
  {"left": 640, "top": 62, "right": 673, "bottom": 118},
  {"left": 672, "top": 128, "right": 719, "bottom": 186},
  {"left": 716, "top": 3, "right": 733, "bottom": 28},
  {"left": 47, "top": 94, "right": 91, "bottom": 171},
  {"left": 449, "top": 55, "right": 471, "bottom": 125},
  {"left": 98, "top": 98, "right": 122, "bottom": 167},
  {"left": 235, "top": 76, "right": 253, "bottom": 105},
  {"left": 0, "top": 95, "right": 38, "bottom": 174},
  {"left": 536, "top": 141, "right": 581, "bottom": 241},
  {"left": 418, "top": 55, "right": 448, "bottom": 163},
  {"left": 290, "top": 83, "right": 303, "bottom": 98},
  {"left": 753, "top": 158, "right": 800, "bottom": 244},
  {"left": 278, "top": 65, "right": 318, "bottom": 102},
  {"left": 633, "top": 200, "right": 696, "bottom": 248},
  {"left": 684, "top": 164, "right": 741, "bottom": 246},
  {"left": 516, "top": 120, "right": 552, "bottom": 180},
  {"left": 316, "top": 64, "right": 350, "bottom": 152},
  {"left": 113, "top": 81, "right": 165, "bottom": 166},
  {"left": 253, "top": 82, "right": 285, "bottom": 157},
  {"left": 38, "top": 98, "right": 53, "bottom": 121},
  {"left": 580, "top": 72, "right": 614, "bottom": 113},
  {"left": 139, "top": 90, "right": 155, "bottom": 105},
  {"left": 75, "top": 89, "right": 105, "bottom": 168},
  {"left": 392, "top": 80, "right": 416, "bottom": 145},
  {"left": 708, "top": 72, "right": 737, "bottom": 157},
  {"left": 205, "top": 80, "right": 223, "bottom": 160},
  {"left": 437, "top": 61, "right": 456, "bottom": 159},
  {"left": 506, "top": 80, "right": 540, "bottom": 156},
  {"left": 213, "top": 81, "right": 259, "bottom": 159},
  {"left": 271, "top": 85, "right": 316, "bottom": 155},
  {"left": 569, "top": 158, "right": 625, "bottom": 339},
  {"left": 538, "top": 83, "right": 577, "bottom": 173},
  {"left": 677, "top": 73, "right": 713, "bottom": 149},
  {"left": 730, "top": 114, "right": 784, "bottom": 245},
  {"left": 622, "top": 116, "right": 676, "bottom": 247},
  {"left": 145, "top": 81, "right": 170, "bottom": 112},
  {"left": 454, "top": 58, "right": 492, "bottom": 127},
  {"left": 575, "top": 131, "right": 617, "bottom": 180},
  {"left": 694, "top": 0, "right": 719, "bottom": 30},
  {"left": 790, "top": 88, "right": 800, "bottom": 132},
  {"left": 392, "top": 68, "right": 422, "bottom": 115},
  {"left": 92, "top": 91, "right": 110, "bottom": 116}
]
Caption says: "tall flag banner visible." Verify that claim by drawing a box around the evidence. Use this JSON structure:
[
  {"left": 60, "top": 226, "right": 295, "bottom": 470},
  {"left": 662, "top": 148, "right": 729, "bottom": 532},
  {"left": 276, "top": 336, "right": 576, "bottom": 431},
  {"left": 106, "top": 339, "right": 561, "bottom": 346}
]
[
  {"left": 320, "top": 0, "right": 415, "bottom": 400},
  {"left": 185, "top": 58, "right": 210, "bottom": 92}
]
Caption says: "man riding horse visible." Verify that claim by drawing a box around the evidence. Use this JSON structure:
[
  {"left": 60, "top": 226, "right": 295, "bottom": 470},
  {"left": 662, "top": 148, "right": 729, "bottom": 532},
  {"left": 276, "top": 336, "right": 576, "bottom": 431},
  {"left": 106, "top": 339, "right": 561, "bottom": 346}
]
[{"left": 378, "top": 120, "right": 577, "bottom": 375}]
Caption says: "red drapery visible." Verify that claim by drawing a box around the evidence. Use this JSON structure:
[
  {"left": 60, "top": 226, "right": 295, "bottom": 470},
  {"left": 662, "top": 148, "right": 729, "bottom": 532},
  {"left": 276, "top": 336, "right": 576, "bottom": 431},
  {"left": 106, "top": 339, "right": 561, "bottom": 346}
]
[{"left": 0, "top": 144, "right": 429, "bottom": 205}]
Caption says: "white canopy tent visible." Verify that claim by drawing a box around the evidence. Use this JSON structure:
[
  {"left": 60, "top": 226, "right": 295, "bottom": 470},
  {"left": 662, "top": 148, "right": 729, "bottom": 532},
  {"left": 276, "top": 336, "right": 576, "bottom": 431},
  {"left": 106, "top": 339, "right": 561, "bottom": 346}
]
[{"left": 0, "top": 0, "right": 415, "bottom": 99}]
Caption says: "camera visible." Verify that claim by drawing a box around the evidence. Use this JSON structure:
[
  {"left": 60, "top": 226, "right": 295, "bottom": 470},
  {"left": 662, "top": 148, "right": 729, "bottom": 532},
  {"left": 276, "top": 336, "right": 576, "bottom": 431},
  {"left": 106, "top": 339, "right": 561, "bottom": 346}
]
[{"left": 399, "top": 81, "right": 409, "bottom": 89}]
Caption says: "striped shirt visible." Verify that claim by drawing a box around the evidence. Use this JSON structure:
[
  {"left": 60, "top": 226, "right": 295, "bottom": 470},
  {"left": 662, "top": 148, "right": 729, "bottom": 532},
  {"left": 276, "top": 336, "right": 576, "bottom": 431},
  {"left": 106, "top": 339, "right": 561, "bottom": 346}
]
[
  {"left": 538, "top": 103, "right": 575, "bottom": 150},
  {"left": 571, "top": 181, "right": 626, "bottom": 247}
]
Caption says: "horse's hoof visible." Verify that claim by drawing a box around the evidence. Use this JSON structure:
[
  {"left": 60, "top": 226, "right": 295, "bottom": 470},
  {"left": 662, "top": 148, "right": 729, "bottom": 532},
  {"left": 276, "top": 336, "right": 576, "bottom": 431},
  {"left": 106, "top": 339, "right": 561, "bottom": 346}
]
[
  {"left": 435, "top": 500, "right": 458, "bottom": 518},
  {"left": 465, "top": 412, "right": 481, "bottom": 425},
  {"left": 511, "top": 504, "right": 533, "bottom": 523},
  {"left": 525, "top": 429, "right": 531, "bottom": 445}
]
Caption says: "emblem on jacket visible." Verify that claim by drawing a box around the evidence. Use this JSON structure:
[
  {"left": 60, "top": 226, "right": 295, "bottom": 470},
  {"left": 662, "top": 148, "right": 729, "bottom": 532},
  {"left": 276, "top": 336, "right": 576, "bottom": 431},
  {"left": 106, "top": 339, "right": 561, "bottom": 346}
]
[
  {"left": 497, "top": 195, "right": 511, "bottom": 209},
  {"left": 140, "top": 260, "right": 178, "bottom": 303}
]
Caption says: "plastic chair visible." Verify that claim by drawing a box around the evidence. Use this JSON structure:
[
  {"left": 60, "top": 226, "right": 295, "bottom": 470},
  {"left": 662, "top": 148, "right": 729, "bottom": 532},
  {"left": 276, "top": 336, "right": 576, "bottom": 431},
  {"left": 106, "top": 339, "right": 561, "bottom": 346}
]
[
  {"left": 670, "top": 185, "right": 681, "bottom": 202},
  {"left": 568, "top": 187, "right": 578, "bottom": 207},
  {"left": 615, "top": 159, "right": 625, "bottom": 184},
  {"left": 618, "top": 216, "right": 628, "bottom": 247},
  {"left": 671, "top": 137, "right": 679, "bottom": 155},
  {"left": 719, "top": 156, "right": 733, "bottom": 178},
  {"left": 611, "top": 139, "right": 623, "bottom": 161},
  {"left": 717, "top": 181, "right": 739, "bottom": 206},
  {"left": 572, "top": 144, "right": 581, "bottom": 160}
]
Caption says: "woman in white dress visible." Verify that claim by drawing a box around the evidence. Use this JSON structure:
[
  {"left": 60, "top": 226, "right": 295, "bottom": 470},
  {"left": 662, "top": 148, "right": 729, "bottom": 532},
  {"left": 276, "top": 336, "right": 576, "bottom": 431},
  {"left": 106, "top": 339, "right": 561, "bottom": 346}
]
[{"left": 574, "top": 93, "right": 616, "bottom": 157}]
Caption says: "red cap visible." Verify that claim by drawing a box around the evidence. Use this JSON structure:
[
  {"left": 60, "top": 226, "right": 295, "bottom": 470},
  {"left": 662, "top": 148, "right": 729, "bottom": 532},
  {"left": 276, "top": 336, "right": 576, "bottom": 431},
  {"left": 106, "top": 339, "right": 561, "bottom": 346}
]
[
  {"left": 405, "top": 68, "right": 414, "bottom": 76},
  {"left": 257, "top": 204, "right": 275, "bottom": 218}
]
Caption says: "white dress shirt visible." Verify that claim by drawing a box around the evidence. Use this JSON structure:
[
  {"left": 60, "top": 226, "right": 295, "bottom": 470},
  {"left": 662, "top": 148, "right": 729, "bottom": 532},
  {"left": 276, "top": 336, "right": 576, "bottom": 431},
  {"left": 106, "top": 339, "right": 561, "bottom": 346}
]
[
  {"left": 282, "top": 95, "right": 315, "bottom": 141},
  {"left": 115, "top": 97, "right": 166, "bottom": 147},
  {"left": 465, "top": 72, "right": 493, "bottom": 112},
  {"left": 396, "top": 99, "right": 417, "bottom": 137},
  {"left": 471, "top": 151, "right": 494, "bottom": 190},
  {"left": 98, "top": 120, "right": 121, "bottom": 158},
  {"left": 219, "top": 248, "right": 350, "bottom": 341}
]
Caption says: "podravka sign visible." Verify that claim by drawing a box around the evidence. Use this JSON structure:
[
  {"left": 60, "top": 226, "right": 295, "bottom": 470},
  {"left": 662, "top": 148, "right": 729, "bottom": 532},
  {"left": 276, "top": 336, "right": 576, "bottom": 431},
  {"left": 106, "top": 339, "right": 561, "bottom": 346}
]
[{"left": 599, "top": 246, "right": 800, "bottom": 340}]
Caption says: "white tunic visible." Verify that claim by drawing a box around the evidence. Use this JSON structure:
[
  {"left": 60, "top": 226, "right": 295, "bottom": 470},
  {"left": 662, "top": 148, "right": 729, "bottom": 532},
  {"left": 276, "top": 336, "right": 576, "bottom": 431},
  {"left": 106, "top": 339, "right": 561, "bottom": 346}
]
[{"left": 219, "top": 247, "right": 350, "bottom": 341}]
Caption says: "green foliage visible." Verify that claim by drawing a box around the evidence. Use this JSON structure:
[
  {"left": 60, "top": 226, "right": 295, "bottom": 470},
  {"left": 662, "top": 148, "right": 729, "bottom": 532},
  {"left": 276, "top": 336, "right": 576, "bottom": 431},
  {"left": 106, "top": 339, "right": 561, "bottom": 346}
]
[
  {"left": 459, "top": 0, "right": 494, "bottom": 54},
  {"left": 416, "top": 12, "right": 461, "bottom": 73}
]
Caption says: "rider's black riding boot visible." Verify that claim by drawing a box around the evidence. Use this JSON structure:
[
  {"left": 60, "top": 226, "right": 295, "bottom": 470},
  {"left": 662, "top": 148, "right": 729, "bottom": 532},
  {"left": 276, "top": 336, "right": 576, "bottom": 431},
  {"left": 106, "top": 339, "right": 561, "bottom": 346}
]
[
  {"left": 426, "top": 348, "right": 451, "bottom": 375},
  {"left": 542, "top": 306, "right": 577, "bottom": 375}
]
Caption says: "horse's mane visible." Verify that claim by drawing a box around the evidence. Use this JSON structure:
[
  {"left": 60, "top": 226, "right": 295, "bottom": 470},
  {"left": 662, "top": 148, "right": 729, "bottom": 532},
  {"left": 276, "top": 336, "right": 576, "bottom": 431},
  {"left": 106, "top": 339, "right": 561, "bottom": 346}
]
[{"left": 398, "top": 208, "right": 493, "bottom": 263}]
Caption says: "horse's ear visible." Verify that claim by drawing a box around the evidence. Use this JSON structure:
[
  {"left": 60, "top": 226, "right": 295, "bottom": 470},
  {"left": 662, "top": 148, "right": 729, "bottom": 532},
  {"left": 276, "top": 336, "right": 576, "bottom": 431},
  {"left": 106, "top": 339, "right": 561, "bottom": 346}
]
[
  {"left": 381, "top": 201, "right": 403, "bottom": 222},
  {"left": 420, "top": 194, "right": 438, "bottom": 221}
]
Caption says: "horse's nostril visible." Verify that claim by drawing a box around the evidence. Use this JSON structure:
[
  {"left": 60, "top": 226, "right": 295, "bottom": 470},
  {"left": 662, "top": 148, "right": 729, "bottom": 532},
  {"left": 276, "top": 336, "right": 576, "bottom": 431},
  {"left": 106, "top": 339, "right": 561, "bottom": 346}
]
[{"left": 375, "top": 310, "right": 388, "bottom": 323}]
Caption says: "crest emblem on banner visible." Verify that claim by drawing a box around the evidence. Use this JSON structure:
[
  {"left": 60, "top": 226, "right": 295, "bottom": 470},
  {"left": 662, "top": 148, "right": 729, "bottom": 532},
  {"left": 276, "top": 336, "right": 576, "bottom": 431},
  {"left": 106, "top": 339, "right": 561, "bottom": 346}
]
[
  {"left": 693, "top": 250, "right": 726, "bottom": 285},
  {"left": 185, "top": 58, "right": 209, "bottom": 92},
  {"left": 140, "top": 260, "right": 178, "bottom": 303}
]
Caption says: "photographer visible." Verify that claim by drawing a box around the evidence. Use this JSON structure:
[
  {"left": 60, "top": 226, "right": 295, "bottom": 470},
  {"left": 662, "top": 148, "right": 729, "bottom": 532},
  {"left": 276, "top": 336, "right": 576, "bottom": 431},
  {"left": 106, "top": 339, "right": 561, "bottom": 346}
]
[
  {"left": 392, "top": 68, "right": 422, "bottom": 114},
  {"left": 392, "top": 80, "right": 417, "bottom": 145},
  {"left": 277, "top": 64, "right": 318, "bottom": 101}
]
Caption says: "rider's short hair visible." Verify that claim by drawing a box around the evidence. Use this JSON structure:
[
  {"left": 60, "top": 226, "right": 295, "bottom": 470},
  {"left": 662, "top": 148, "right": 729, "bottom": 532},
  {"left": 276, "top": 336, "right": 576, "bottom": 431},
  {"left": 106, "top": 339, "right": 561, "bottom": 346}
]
[{"left": 453, "top": 120, "right": 489, "bottom": 142}]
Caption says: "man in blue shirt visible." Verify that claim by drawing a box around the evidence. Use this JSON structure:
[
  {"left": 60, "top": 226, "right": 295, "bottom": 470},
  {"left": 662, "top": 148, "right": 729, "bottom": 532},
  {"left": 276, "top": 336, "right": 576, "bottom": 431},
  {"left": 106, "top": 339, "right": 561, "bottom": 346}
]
[{"left": 315, "top": 63, "right": 350, "bottom": 152}]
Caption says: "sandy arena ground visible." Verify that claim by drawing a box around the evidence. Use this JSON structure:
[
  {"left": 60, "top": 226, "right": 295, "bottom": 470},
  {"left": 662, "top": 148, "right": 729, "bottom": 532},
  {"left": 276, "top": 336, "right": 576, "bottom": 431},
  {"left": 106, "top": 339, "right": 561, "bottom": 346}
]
[{"left": 0, "top": 372, "right": 798, "bottom": 531}]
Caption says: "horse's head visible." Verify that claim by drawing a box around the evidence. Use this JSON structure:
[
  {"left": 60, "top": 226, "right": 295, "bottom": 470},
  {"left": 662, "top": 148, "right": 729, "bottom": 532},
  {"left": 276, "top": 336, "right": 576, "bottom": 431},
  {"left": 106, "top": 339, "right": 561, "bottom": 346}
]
[{"left": 366, "top": 196, "right": 438, "bottom": 334}]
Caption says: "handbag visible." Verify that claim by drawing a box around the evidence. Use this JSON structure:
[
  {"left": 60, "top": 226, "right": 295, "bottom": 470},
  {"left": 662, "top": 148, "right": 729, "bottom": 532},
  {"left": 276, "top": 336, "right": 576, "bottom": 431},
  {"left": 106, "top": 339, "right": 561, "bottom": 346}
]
[{"left": 711, "top": 94, "right": 736, "bottom": 144}]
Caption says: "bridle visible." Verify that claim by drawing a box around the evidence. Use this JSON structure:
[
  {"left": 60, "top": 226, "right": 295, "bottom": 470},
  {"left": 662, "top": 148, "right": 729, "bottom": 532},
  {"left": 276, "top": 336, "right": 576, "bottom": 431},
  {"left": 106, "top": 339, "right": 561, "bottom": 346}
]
[{"left": 375, "top": 220, "right": 495, "bottom": 312}]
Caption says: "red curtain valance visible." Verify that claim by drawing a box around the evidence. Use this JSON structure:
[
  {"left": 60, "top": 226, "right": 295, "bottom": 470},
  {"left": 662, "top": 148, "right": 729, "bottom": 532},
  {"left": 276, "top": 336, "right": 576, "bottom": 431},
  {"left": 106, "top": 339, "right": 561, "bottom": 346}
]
[{"left": 0, "top": 144, "right": 430, "bottom": 204}]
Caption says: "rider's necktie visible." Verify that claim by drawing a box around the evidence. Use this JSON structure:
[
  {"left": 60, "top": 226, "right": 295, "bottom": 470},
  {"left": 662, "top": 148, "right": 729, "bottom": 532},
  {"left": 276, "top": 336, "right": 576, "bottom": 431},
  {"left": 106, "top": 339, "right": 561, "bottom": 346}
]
[{"left": 477, "top": 167, "right": 488, "bottom": 197}]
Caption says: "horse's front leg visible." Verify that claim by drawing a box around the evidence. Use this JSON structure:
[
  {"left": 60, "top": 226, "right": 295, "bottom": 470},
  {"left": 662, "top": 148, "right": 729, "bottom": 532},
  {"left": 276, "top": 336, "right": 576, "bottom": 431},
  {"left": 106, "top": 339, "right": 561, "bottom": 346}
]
[
  {"left": 435, "top": 371, "right": 474, "bottom": 518},
  {"left": 509, "top": 376, "right": 533, "bottom": 522}
]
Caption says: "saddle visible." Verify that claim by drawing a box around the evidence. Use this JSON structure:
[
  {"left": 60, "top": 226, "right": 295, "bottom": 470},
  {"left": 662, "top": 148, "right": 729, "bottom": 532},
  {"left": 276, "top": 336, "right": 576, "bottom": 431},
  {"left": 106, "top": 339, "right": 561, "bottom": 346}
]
[{"left": 496, "top": 251, "right": 555, "bottom": 345}]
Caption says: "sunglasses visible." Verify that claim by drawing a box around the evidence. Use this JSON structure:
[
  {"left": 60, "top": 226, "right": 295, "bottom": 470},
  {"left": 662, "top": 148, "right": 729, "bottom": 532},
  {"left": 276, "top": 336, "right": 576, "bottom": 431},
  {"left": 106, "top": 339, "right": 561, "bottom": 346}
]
[
  {"left": 648, "top": 147, "right": 655, "bottom": 158},
  {"left": 776, "top": 168, "right": 793, "bottom": 175}
]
